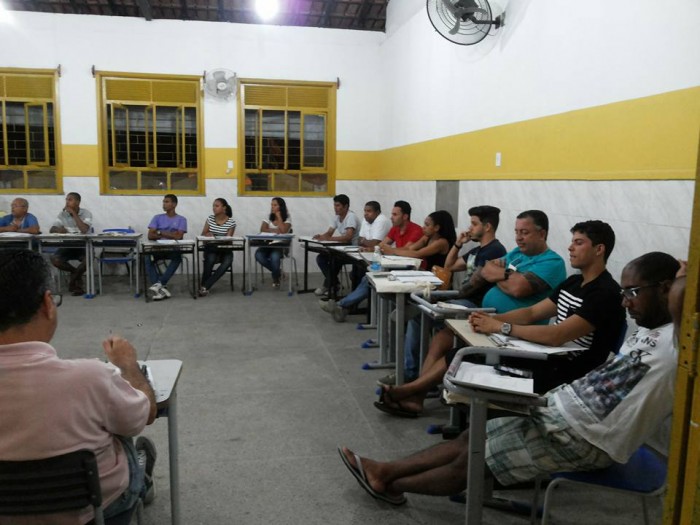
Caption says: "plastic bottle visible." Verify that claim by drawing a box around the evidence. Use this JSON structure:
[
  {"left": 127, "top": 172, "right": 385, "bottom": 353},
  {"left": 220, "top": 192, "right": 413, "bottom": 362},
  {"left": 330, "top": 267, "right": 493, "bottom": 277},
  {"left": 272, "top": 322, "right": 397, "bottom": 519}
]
[{"left": 370, "top": 246, "right": 381, "bottom": 271}]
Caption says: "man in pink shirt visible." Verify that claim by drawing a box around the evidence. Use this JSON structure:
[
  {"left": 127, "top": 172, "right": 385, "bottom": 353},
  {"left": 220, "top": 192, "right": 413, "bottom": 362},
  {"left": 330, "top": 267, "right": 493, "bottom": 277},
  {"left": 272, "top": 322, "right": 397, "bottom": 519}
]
[{"left": 0, "top": 251, "right": 157, "bottom": 525}]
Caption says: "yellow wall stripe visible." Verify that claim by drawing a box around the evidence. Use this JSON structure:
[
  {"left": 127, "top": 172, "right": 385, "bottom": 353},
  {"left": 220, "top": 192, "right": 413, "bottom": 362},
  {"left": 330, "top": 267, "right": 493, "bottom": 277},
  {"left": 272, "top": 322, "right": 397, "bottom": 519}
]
[
  {"left": 61, "top": 145, "right": 99, "bottom": 177},
  {"left": 204, "top": 148, "right": 237, "bottom": 179}
]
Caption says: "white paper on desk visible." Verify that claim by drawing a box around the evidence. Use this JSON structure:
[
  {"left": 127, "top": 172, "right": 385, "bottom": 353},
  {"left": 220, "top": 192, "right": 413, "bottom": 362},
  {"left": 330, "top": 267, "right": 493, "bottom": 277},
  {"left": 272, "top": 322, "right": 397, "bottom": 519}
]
[
  {"left": 436, "top": 301, "right": 472, "bottom": 311},
  {"left": 389, "top": 270, "right": 433, "bottom": 277},
  {"left": 0, "top": 232, "right": 32, "bottom": 237},
  {"left": 335, "top": 245, "right": 360, "bottom": 252},
  {"left": 452, "top": 362, "right": 536, "bottom": 396},
  {"left": 490, "top": 334, "right": 583, "bottom": 355},
  {"left": 156, "top": 239, "right": 178, "bottom": 244},
  {"left": 395, "top": 275, "right": 444, "bottom": 284}
]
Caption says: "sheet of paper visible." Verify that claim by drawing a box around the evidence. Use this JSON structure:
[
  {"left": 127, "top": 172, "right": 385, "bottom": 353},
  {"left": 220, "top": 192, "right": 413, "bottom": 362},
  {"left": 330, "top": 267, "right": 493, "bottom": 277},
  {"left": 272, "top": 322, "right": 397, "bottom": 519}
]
[{"left": 452, "top": 362, "right": 536, "bottom": 396}]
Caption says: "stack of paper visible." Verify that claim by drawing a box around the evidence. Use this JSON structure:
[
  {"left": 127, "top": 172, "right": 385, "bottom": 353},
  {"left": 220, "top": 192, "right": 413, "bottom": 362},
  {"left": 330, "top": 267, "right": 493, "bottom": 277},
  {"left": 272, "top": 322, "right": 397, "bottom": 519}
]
[{"left": 451, "top": 362, "right": 535, "bottom": 396}]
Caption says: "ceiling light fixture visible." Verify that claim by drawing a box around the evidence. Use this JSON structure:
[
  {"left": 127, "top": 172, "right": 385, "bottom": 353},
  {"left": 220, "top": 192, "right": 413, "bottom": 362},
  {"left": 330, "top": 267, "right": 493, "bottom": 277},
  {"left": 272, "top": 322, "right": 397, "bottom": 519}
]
[{"left": 255, "top": 0, "right": 280, "bottom": 22}]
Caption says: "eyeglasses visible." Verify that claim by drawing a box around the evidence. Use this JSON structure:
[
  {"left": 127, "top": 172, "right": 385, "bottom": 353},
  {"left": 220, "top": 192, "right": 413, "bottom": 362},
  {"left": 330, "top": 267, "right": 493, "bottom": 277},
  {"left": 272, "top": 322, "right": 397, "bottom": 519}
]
[
  {"left": 619, "top": 283, "right": 660, "bottom": 300},
  {"left": 50, "top": 292, "right": 63, "bottom": 307}
]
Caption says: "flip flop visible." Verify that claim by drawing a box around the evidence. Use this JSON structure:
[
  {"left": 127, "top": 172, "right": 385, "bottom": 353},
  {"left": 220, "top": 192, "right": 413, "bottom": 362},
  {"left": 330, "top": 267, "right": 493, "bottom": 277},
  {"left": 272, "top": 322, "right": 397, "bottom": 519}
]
[
  {"left": 337, "top": 446, "right": 407, "bottom": 506},
  {"left": 373, "top": 400, "right": 422, "bottom": 418}
]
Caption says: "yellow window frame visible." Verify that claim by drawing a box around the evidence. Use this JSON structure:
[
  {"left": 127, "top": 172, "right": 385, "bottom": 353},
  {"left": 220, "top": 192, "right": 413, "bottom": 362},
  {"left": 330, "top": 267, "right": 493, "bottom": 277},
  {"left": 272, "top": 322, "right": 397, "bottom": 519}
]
[
  {"left": 97, "top": 71, "right": 204, "bottom": 196},
  {"left": 0, "top": 68, "right": 62, "bottom": 194},
  {"left": 238, "top": 78, "right": 336, "bottom": 197}
]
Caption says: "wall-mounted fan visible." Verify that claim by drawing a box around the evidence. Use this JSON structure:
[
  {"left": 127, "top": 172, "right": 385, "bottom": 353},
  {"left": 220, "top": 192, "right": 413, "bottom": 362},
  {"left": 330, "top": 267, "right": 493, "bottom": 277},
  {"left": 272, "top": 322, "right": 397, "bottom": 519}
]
[
  {"left": 427, "top": 0, "right": 505, "bottom": 46},
  {"left": 204, "top": 69, "right": 237, "bottom": 100}
]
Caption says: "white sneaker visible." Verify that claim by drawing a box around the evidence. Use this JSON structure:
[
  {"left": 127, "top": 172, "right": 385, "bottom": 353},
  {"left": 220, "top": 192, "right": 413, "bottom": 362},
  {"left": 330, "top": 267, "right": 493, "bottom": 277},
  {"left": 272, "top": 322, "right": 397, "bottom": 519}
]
[
  {"left": 160, "top": 286, "right": 171, "bottom": 298},
  {"left": 314, "top": 286, "right": 328, "bottom": 296},
  {"left": 152, "top": 289, "right": 167, "bottom": 301},
  {"left": 148, "top": 282, "right": 162, "bottom": 293},
  {"left": 319, "top": 299, "right": 336, "bottom": 313}
]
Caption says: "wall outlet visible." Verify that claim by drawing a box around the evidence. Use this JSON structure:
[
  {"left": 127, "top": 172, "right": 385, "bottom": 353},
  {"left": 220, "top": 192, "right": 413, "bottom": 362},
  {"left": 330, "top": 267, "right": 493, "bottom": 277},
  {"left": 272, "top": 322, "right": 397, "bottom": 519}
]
[
  {"left": 227, "top": 160, "right": 234, "bottom": 169},
  {"left": 495, "top": 152, "right": 502, "bottom": 167}
]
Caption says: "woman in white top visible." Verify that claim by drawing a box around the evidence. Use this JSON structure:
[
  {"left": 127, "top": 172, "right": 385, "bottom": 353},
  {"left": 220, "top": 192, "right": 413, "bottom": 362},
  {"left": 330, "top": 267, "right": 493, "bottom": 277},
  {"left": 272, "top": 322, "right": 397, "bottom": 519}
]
[
  {"left": 255, "top": 197, "right": 292, "bottom": 288},
  {"left": 199, "top": 198, "right": 237, "bottom": 296}
]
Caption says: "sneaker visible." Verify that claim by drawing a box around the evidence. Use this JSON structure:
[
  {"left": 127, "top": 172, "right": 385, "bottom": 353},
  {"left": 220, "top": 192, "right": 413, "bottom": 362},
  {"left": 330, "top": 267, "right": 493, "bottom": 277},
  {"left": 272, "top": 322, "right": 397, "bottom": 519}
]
[
  {"left": 151, "top": 289, "right": 167, "bottom": 301},
  {"left": 272, "top": 280, "right": 281, "bottom": 289},
  {"left": 319, "top": 299, "right": 336, "bottom": 314},
  {"left": 198, "top": 286, "right": 209, "bottom": 297},
  {"left": 159, "top": 286, "right": 171, "bottom": 298},
  {"left": 314, "top": 286, "right": 328, "bottom": 296},
  {"left": 148, "top": 282, "right": 162, "bottom": 294},
  {"left": 135, "top": 436, "right": 157, "bottom": 505},
  {"left": 332, "top": 306, "right": 348, "bottom": 323},
  {"left": 377, "top": 373, "right": 396, "bottom": 387}
]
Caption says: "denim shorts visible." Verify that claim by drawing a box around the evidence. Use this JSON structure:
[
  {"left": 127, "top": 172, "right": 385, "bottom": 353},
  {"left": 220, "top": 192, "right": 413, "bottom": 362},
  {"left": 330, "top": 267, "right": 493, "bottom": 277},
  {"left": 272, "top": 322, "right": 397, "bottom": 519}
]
[{"left": 102, "top": 436, "right": 145, "bottom": 520}]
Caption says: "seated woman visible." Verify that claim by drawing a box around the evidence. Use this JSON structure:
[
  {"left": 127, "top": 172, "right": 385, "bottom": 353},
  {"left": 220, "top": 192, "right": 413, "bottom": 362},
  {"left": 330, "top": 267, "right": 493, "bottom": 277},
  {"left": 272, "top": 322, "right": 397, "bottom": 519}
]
[
  {"left": 199, "top": 198, "right": 236, "bottom": 296},
  {"left": 381, "top": 210, "right": 456, "bottom": 271},
  {"left": 255, "top": 197, "right": 292, "bottom": 288}
]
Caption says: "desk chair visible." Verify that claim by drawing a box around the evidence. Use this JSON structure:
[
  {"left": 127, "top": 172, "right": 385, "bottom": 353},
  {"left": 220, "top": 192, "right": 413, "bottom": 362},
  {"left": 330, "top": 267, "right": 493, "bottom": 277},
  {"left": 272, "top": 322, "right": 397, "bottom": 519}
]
[
  {"left": 533, "top": 445, "right": 667, "bottom": 525},
  {"left": 254, "top": 240, "right": 299, "bottom": 296},
  {"left": 0, "top": 449, "right": 106, "bottom": 524},
  {"left": 95, "top": 228, "right": 139, "bottom": 296}
]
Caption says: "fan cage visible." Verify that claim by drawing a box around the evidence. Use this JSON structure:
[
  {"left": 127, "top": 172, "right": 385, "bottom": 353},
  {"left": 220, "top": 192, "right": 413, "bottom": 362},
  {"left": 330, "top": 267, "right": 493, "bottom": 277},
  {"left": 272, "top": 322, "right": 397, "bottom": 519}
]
[{"left": 427, "top": 0, "right": 496, "bottom": 46}]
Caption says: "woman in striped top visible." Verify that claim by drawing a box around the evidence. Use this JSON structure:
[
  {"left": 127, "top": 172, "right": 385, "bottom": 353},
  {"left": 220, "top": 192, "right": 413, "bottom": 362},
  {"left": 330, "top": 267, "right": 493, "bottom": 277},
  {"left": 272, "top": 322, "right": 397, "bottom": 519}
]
[{"left": 199, "top": 198, "right": 237, "bottom": 296}]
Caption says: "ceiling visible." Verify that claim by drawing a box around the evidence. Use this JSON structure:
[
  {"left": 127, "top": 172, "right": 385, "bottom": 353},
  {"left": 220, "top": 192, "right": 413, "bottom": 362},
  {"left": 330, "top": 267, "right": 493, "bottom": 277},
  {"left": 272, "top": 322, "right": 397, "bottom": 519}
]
[{"left": 2, "top": 0, "right": 389, "bottom": 32}]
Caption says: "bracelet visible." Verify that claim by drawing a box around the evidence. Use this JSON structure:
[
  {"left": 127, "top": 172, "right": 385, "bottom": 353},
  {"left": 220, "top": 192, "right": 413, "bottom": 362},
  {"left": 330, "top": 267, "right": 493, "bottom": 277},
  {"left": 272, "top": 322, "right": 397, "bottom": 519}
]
[{"left": 455, "top": 243, "right": 463, "bottom": 250}]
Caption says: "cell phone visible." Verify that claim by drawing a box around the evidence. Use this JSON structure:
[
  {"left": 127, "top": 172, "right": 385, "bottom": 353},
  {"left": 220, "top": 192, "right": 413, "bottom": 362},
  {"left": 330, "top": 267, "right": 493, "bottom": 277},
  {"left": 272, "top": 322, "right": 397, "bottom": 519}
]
[{"left": 494, "top": 364, "right": 533, "bottom": 379}]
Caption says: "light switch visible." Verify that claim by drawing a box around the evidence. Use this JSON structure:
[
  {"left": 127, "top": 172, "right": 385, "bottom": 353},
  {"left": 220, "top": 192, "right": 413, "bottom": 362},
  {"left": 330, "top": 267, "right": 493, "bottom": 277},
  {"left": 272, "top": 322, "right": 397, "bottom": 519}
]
[{"left": 227, "top": 160, "right": 234, "bottom": 169}]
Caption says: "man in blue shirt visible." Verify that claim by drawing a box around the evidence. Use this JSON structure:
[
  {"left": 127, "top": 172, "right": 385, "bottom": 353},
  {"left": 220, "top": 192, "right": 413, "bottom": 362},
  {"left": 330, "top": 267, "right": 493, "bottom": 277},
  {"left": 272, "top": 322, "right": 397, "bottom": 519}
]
[
  {"left": 146, "top": 194, "right": 188, "bottom": 301},
  {"left": 0, "top": 198, "right": 40, "bottom": 234}
]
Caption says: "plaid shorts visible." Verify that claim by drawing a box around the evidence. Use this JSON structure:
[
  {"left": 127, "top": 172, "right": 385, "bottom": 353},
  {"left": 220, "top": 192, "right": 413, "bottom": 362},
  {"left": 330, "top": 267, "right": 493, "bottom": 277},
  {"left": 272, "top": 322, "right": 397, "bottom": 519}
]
[{"left": 484, "top": 399, "right": 613, "bottom": 486}]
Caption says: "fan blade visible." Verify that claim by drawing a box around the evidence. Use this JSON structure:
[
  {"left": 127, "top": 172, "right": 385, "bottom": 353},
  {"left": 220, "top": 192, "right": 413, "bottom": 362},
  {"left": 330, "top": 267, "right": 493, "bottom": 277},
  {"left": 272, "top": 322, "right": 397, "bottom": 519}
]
[{"left": 440, "top": 0, "right": 460, "bottom": 17}]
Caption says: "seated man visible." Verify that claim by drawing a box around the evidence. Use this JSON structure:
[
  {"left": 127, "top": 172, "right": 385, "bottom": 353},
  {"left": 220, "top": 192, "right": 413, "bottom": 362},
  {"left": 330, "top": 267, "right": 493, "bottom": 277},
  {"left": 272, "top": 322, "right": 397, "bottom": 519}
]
[
  {"left": 146, "top": 194, "right": 188, "bottom": 301},
  {"left": 341, "top": 252, "right": 680, "bottom": 505},
  {"left": 313, "top": 194, "right": 359, "bottom": 298},
  {"left": 320, "top": 200, "right": 422, "bottom": 321},
  {"left": 0, "top": 198, "right": 40, "bottom": 234},
  {"left": 381, "top": 204, "right": 507, "bottom": 384},
  {"left": 0, "top": 250, "right": 158, "bottom": 524},
  {"left": 374, "top": 210, "right": 567, "bottom": 411},
  {"left": 50, "top": 192, "right": 93, "bottom": 296}
]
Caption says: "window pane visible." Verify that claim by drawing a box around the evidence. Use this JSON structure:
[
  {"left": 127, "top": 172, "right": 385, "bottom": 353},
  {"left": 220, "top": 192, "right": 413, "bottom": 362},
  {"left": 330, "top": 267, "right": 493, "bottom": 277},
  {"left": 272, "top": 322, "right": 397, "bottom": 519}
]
[
  {"left": 301, "top": 173, "right": 328, "bottom": 193},
  {"left": 261, "top": 110, "right": 285, "bottom": 170},
  {"left": 246, "top": 173, "right": 271, "bottom": 192},
  {"left": 108, "top": 105, "right": 129, "bottom": 166},
  {"left": 123, "top": 105, "right": 148, "bottom": 168},
  {"left": 47, "top": 103, "right": 55, "bottom": 166},
  {"left": 155, "top": 106, "right": 178, "bottom": 168},
  {"left": 6, "top": 102, "right": 27, "bottom": 165},
  {"left": 27, "top": 105, "right": 46, "bottom": 164},
  {"left": 171, "top": 171, "right": 197, "bottom": 190},
  {"left": 142, "top": 170, "right": 167, "bottom": 190},
  {"left": 183, "top": 107, "right": 197, "bottom": 168},
  {"left": 274, "top": 172, "right": 299, "bottom": 192},
  {"left": 303, "top": 114, "right": 325, "bottom": 168},
  {"left": 288, "top": 111, "right": 301, "bottom": 170},
  {"left": 244, "top": 109, "right": 259, "bottom": 169},
  {"left": 0, "top": 169, "right": 24, "bottom": 189},
  {"left": 108, "top": 170, "right": 137, "bottom": 190},
  {"left": 27, "top": 169, "right": 56, "bottom": 189}
]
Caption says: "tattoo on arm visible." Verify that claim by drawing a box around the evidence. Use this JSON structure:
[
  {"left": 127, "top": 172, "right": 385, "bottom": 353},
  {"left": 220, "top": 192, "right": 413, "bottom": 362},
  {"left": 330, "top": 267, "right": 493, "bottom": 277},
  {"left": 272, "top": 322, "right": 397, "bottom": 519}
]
[
  {"left": 458, "top": 268, "right": 488, "bottom": 298},
  {"left": 522, "top": 272, "right": 550, "bottom": 294}
]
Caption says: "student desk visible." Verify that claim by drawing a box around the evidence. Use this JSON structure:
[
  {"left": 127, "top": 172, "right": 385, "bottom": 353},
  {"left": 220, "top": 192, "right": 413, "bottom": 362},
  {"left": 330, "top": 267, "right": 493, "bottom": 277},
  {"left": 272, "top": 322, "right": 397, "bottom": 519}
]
[
  {"left": 297, "top": 236, "right": 350, "bottom": 295},
  {"left": 36, "top": 233, "right": 95, "bottom": 298},
  {"left": 245, "top": 233, "right": 295, "bottom": 295},
  {"left": 89, "top": 232, "right": 142, "bottom": 297},
  {"left": 196, "top": 235, "right": 246, "bottom": 293},
  {"left": 140, "top": 240, "right": 197, "bottom": 301},
  {"left": 145, "top": 359, "right": 184, "bottom": 525},
  {"left": 0, "top": 232, "right": 34, "bottom": 250},
  {"left": 365, "top": 272, "right": 442, "bottom": 385}
]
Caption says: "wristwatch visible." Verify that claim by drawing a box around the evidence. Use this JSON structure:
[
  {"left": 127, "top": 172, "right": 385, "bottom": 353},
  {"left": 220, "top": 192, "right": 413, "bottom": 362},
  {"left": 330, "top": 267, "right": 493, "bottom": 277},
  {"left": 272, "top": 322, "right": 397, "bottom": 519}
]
[
  {"left": 156, "top": 229, "right": 162, "bottom": 236},
  {"left": 504, "top": 268, "right": 513, "bottom": 280},
  {"left": 500, "top": 322, "right": 512, "bottom": 336}
]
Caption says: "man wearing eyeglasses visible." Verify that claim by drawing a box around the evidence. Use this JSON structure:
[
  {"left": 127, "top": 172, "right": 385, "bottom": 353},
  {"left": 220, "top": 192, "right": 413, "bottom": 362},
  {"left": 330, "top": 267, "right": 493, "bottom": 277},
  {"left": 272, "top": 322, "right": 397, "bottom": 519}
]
[
  {"left": 0, "top": 198, "right": 40, "bottom": 234},
  {"left": 340, "top": 252, "right": 680, "bottom": 506},
  {"left": 0, "top": 250, "right": 158, "bottom": 524},
  {"left": 469, "top": 220, "right": 626, "bottom": 392}
]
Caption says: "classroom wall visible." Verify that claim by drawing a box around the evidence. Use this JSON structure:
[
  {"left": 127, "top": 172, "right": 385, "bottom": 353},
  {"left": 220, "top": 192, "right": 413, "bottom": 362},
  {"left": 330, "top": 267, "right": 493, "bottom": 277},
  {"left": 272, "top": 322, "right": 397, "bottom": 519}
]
[{"left": 0, "top": 1, "right": 697, "bottom": 276}]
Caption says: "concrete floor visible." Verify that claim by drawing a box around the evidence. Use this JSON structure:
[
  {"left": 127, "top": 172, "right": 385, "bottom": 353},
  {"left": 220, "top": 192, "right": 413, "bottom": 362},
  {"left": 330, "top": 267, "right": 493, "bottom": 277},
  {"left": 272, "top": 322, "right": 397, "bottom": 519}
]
[{"left": 52, "top": 273, "right": 663, "bottom": 525}]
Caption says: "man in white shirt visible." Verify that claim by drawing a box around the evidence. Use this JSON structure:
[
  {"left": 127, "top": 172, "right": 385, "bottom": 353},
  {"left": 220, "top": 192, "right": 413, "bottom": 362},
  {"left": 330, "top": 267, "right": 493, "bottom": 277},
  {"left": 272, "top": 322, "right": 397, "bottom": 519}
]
[{"left": 358, "top": 201, "right": 391, "bottom": 250}]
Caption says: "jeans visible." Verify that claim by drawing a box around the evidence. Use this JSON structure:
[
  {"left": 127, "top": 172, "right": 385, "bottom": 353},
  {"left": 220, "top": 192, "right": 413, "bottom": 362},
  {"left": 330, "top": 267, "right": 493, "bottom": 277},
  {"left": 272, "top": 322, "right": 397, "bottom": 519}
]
[
  {"left": 403, "top": 298, "right": 479, "bottom": 380},
  {"left": 145, "top": 252, "right": 182, "bottom": 286},
  {"left": 255, "top": 247, "right": 283, "bottom": 281},
  {"left": 316, "top": 253, "right": 340, "bottom": 288},
  {"left": 98, "top": 436, "right": 145, "bottom": 525},
  {"left": 338, "top": 275, "right": 370, "bottom": 309},
  {"left": 200, "top": 247, "right": 233, "bottom": 290}
]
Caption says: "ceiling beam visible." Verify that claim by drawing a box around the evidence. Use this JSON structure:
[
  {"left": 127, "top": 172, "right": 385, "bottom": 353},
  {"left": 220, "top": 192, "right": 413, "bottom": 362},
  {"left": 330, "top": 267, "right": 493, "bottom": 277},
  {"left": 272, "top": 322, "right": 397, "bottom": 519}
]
[
  {"left": 135, "top": 0, "right": 153, "bottom": 21},
  {"left": 319, "top": 0, "right": 337, "bottom": 27},
  {"left": 354, "top": 0, "right": 371, "bottom": 29},
  {"left": 217, "top": 0, "right": 227, "bottom": 22}
]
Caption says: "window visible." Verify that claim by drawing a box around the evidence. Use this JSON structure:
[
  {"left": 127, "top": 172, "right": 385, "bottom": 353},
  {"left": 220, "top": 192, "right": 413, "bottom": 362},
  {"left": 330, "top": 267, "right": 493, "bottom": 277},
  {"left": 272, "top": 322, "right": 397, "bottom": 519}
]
[
  {"left": 0, "top": 69, "right": 61, "bottom": 193},
  {"left": 97, "top": 73, "right": 202, "bottom": 195},
  {"left": 238, "top": 79, "right": 336, "bottom": 196}
]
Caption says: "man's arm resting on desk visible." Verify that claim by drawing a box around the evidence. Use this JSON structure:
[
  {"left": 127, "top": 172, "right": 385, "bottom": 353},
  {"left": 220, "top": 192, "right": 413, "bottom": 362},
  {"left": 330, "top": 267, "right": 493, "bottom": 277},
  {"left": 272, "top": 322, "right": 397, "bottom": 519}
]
[
  {"left": 313, "top": 227, "right": 335, "bottom": 241},
  {"left": 103, "top": 336, "right": 157, "bottom": 424},
  {"left": 331, "top": 227, "right": 355, "bottom": 243}
]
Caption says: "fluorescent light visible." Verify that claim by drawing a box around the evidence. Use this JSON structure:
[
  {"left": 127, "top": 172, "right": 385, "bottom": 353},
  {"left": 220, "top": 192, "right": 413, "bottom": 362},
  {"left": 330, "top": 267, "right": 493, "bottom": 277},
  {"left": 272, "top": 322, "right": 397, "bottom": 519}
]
[
  {"left": 255, "top": 0, "right": 279, "bottom": 21},
  {"left": 0, "top": 2, "right": 14, "bottom": 24}
]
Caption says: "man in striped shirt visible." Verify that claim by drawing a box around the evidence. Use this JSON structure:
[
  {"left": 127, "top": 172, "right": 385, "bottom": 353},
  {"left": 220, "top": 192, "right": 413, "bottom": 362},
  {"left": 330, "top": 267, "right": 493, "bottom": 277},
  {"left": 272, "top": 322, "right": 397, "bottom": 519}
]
[{"left": 470, "top": 220, "right": 626, "bottom": 392}]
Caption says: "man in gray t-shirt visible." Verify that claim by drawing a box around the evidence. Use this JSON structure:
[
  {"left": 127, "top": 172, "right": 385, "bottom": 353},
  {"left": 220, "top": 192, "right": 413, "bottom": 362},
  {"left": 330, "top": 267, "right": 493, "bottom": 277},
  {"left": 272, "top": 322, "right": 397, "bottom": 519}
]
[{"left": 50, "top": 192, "right": 93, "bottom": 296}]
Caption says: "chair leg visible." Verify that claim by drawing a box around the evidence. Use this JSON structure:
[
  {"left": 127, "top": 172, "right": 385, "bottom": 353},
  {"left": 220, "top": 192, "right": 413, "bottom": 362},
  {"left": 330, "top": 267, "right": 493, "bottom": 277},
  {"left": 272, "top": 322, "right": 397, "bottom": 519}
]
[
  {"left": 134, "top": 498, "right": 144, "bottom": 524},
  {"left": 540, "top": 478, "right": 563, "bottom": 525}
]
